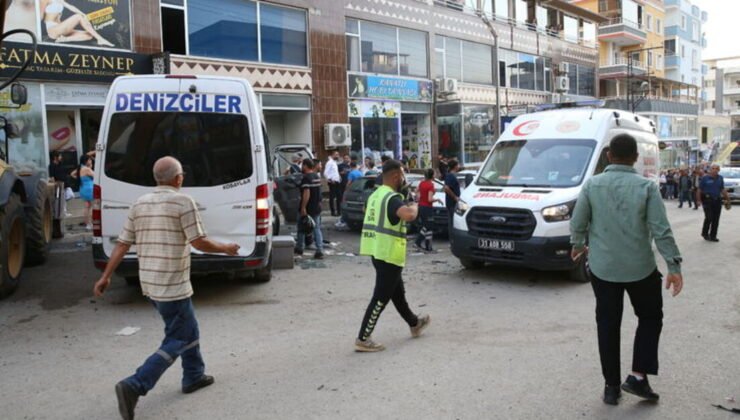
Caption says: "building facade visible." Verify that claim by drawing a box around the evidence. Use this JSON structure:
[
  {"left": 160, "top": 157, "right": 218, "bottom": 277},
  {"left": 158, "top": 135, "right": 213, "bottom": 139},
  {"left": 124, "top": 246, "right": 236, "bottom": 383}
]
[
  {"left": 158, "top": 0, "right": 601, "bottom": 168},
  {"left": 703, "top": 56, "right": 740, "bottom": 161},
  {"left": 663, "top": 0, "right": 706, "bottom": 88},
  {"left": 1, "top": 0, "right": 157, "bottom": 176},
  {"left": 574, "top": 0, "right": 700, "bottom": 167}
]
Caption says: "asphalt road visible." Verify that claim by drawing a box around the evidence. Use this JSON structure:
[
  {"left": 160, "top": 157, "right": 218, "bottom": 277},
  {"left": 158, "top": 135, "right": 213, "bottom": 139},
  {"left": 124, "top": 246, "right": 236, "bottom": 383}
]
[{"left": 0, "top": 204, "right": 738, "bottom": 420}]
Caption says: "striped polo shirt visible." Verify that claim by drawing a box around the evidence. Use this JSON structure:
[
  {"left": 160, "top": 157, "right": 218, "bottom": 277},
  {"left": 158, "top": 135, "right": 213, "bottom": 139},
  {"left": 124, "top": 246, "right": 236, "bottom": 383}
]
[{"left": 118, "top": 186, "right": 206, "bottom": 301}]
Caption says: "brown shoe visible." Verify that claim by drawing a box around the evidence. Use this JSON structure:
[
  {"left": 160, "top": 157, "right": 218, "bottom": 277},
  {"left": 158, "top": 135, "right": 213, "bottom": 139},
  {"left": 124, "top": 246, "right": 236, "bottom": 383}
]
[
  {"left": 410, "top": 314, "right": 431, "bottom": 338},
  {"left": 355, "top": 337, "right": 385, "bottom": 352}
]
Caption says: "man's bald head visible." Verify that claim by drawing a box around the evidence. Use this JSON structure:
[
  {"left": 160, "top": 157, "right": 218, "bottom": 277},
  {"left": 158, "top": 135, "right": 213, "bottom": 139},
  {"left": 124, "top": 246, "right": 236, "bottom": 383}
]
[{"left": 153, "top": 156, "right": 183, "bottom": 186}]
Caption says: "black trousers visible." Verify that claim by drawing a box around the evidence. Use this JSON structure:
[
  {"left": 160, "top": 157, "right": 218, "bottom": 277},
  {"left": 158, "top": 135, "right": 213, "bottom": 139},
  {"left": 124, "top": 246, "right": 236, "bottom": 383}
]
[
  {"left": 328, "top": 182, "right": 342, "bottom": 215},
  {"left": 358, "top": 257, "right": 418, "bottom": 341},
  {"left": 591, "top": 270, "right": 663, "bottom": 386},
  {"left": 415, "top": 206, "right": 434, "bottom": 249},
  {"left": 701, "top": 197, "right": 722, "bottom": 239}
]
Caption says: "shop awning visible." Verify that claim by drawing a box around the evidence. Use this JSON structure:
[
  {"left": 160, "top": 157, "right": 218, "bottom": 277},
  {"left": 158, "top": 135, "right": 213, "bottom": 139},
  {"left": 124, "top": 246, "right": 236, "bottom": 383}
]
[{"left": 541, "top": 0, "right": 608, "bottom": 24}]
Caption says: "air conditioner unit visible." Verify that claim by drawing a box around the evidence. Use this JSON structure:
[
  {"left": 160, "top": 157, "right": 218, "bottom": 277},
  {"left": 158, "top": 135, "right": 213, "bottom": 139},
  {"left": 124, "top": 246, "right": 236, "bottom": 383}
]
[
  {"left": 558, "top": 62, "right": 570, "bottom": 74},
  {"left": 324, "top": 123, "right": 351, "bottom": 149},
  {"left": 555, "top": 76, "right": 570, "bottom": 93},
  {"left": 437, "top": 77, "right": 459, "bottom": 94}
]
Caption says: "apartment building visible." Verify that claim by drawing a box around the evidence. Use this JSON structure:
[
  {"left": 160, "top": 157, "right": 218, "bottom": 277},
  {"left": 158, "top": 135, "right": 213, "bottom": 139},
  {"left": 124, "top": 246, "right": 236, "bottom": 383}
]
[
  {"left": 573, "top": 0, "right": 700, "bottom": 167},
  {"left": 663, "top": 0, "right": 706, "bottom": 88},
  {"left": 157, "top": 0, "right": 601, "bottom": 167},
  {"left": 702, "top": 56, "right": 740, "bottom": 161}
]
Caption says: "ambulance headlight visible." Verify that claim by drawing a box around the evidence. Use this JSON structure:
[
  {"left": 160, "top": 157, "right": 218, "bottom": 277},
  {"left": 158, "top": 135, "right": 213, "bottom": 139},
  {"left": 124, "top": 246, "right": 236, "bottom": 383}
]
[
  {"left": 455, "top": 200, "right": 470, "bottom": 216},
  {"left": 542, "top": 200, "right": 576, "bottom": 222}
]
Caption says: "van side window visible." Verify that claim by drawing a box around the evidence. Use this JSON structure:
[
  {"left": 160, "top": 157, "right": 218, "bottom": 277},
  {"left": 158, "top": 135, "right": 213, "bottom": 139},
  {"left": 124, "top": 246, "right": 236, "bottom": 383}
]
[
  {"left": 594, "top": 147, "right": 610, "bottom": 175},
  {"left": 104, "top": 112, "right": 253, "bottom": 187}
]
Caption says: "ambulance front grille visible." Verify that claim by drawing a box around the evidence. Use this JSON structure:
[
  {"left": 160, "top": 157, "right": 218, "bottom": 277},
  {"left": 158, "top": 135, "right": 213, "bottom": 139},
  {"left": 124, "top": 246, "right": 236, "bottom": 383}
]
[{"left": 466, "top": 207, "right": 536, "bottom": 240}]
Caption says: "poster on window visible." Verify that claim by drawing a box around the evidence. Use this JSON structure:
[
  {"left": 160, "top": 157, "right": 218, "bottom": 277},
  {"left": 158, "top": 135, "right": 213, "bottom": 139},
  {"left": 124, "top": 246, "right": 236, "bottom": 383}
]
[
  {"left": 38, "top": 0, "right": 131, "bottom": 50},
  {"left": 348, "top": 100, "right": 401, "bottom": 119},
  {"left": 46, "top": 110, "right": 80, "bottom": 176},
  {"left": 0, "top": 83, "right": 46, "bottom": 170}
]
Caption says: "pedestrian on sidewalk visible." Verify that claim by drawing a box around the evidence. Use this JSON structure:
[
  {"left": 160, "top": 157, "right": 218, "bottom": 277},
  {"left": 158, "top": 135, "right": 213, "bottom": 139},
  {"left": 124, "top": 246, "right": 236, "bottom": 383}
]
[
  {"left": 48, "top": 151, "right": 67, "bottom": 238},
  {"left": 295, "top": 158, "right": 324, "bottom": 259},
  {"left": 691, "top": 167, "right": 703, "bottom": 210},
  {"left": 324, "top": 150, "right": 342, "bottom": 217},
  {"left": 677, "top": 169, "right": 694, "bottom": 208},
  {"left": 443, "top": 159, "right": 461, "bottom": 234},
  {"left": 414, "top": 168, "right": 441, "bottom": 252},
  {"left": 355, "top": 159, "right": 430, "bottom": 352},
  {"left": 570, "top": 134, "right": 683, "bottom": 406},
  {"left": 697, "top": 163, "right": 730, "bottom": 242},
  {"left": 92, "top": 156, "right": 240, "bottom": 420},
  {"left": 69, "top": 155, "right": 94, "bottom": 230}
]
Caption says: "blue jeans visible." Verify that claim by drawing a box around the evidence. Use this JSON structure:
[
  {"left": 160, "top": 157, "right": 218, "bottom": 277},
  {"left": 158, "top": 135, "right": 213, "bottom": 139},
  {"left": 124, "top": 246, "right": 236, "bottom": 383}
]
[
  {"left": 296, "top": 214, "right": 324, "bottom": 252},
  {"left": 123, "top": 298, "right": 204, "bottom": 395}
]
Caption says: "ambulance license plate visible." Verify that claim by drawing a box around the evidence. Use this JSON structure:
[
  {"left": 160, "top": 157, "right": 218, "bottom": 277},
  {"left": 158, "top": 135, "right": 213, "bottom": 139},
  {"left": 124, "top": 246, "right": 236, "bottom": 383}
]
[{"left": 478, "top": 238, "right": 515, "bottom": 251}]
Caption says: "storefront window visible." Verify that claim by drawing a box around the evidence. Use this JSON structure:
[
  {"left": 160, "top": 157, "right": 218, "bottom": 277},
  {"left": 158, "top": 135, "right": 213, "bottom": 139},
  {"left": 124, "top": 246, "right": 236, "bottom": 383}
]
[
  {"left": 347, "top": 19, "right": 428, "bottom": 78},
  {"left": 188, "top": 0, "right": 258, "bottom": 61},
  {"left": 437, "top": 103, "right": 463, "bottom": 162},
  {"left": 260, "top": 4, "right": 307, "bottom": 66},
  {"left": 437, "top": 36, "right": 493, "bottom": 85},
  {"left": 401, "top": 103, "right": 432, "bottom": 170},
  {"left": 399, "top": 29, "right": 428, "bottom": 78},
  {"left": 462, "top": 41, "right": 493, "bottom": 85},
  {"left": 517, "top": 54, "right": 536, "bottom": 91},
  {"left": 463, "top": 105, "right": 495, "bottom": 164},
  {"left": 445, "top": 38, "right": 463, "bottom": 81}
]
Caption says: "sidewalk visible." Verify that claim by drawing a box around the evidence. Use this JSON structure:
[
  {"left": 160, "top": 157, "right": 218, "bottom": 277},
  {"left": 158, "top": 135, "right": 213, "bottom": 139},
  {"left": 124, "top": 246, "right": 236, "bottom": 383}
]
[{"left": 52, "top": 198, "right": 92, "bottom": 248}]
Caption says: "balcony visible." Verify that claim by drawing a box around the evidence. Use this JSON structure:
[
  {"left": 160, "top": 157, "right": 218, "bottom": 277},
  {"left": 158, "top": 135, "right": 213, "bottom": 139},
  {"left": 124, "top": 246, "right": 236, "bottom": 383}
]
[
  {"left": 665, "top": 55, "right": 679, "bottom": 69},
  {"left": 725, "top": 87, "right": 740, "bottom": 97},
  {"left": 599, "top": 58, "right": 646, "bottom": 79},
  {"left": 598, "top": 17, "right": 647, "bottom": 46}
]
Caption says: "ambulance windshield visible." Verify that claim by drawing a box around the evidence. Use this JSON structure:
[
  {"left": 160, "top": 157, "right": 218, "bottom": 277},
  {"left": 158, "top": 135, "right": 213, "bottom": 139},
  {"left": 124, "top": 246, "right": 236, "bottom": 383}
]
[{"left": 477, "top": 139, "right": 596, "bottom": 188}]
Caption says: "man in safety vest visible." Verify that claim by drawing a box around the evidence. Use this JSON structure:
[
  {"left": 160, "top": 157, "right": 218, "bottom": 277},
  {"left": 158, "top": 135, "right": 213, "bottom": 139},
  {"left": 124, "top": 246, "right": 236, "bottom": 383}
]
[{"left": 355, "top": 159, "right": 431, "bottom": 352}]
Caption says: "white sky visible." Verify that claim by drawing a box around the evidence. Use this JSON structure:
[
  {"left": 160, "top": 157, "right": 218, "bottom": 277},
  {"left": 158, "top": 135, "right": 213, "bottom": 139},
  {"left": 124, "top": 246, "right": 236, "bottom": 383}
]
[{"left": 690, "top": 0, "right": 740, "bottom": 59}]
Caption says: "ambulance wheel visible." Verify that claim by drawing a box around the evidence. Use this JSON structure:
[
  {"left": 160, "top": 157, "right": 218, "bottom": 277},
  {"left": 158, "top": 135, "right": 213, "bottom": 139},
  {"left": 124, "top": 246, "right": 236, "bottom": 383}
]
[
  {"left": 569, "top": 256, "right": 591, "bottom": 283},
  {"left": 0, "top": 195, "right": 26, "bottom": 298},
  {"left": 459, "top": 257, "right": 484, "bottom": 270}
]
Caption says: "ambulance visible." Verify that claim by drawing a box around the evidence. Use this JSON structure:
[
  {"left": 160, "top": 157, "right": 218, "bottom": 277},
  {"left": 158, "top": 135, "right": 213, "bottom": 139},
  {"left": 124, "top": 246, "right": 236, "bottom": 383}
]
[
  {"left": 451, "top": 107, "right": 660, "bottom": 282},
  {"left": 92, "top": 75, "right": 273, "bottom": 283}
]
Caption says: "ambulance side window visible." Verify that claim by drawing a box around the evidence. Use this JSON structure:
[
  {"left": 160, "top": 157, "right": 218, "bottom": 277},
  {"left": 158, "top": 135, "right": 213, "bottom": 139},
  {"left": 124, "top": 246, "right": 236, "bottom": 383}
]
[{"left": 594, "top": 147, "right": 610, "bottom": 175}]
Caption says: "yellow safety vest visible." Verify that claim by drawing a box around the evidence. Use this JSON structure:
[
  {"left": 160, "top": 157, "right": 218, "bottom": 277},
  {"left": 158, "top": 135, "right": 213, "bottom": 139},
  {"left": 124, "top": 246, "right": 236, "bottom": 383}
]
[{"left": 360, "top": 185, "right": 407, "bottom": 267}]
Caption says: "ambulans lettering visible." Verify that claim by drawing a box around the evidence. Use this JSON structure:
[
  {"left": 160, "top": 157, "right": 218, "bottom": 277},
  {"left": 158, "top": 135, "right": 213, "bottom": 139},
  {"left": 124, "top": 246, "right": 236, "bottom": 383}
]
[
  {"left": 473, "top": 192, "right": 541, "bottom": 201},
  {"left": 115, "top": 93, "right": 242, "bottom": 113}
]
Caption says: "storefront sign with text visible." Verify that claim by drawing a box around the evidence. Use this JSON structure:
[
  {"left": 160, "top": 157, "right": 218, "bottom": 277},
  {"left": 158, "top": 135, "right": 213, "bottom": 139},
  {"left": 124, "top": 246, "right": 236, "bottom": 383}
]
[
  {"left": 0, "top": 42, "right": 152, "bottom": 83},
  {"left": 348, "top": 74, "right": 433, "bottom": 102}
]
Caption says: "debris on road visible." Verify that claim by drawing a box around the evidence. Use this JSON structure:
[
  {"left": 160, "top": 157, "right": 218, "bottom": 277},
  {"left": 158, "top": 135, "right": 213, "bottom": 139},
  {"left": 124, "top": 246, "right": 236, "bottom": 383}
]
[{"left": 115, "top": 326, "right": 141, "bottom": 336}]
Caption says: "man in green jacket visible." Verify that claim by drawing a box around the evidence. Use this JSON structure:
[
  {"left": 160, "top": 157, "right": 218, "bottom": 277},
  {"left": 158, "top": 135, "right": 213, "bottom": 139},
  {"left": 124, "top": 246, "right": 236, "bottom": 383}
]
[
  {"left": 570, "top": 134, "right": 684, "bottom": 406},
  {"left": 355, "top": 159, "right": 430, "bottom": 352}
]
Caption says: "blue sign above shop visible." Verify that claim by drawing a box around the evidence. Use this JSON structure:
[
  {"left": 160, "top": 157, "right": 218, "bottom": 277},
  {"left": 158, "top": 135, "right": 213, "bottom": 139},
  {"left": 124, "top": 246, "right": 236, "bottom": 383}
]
[{"left": 348, "top": 74, "right": 433, "bottom": 103}]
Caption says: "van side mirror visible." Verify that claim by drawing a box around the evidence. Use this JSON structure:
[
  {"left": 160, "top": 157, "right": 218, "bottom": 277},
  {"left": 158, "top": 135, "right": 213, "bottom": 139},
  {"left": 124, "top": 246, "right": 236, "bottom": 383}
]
[
  {"left": 11, "top": 83, "right": 27, "bottom": 105},
  {"left": 465, "top": 173, "right": 474, "bottom": 187}
]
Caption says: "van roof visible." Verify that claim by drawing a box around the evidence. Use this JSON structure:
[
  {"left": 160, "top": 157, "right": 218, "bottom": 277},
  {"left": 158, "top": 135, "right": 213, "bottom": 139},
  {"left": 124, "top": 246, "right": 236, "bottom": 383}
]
[{"left": 500, "top": 108, "right": 656, "bottom": 142}]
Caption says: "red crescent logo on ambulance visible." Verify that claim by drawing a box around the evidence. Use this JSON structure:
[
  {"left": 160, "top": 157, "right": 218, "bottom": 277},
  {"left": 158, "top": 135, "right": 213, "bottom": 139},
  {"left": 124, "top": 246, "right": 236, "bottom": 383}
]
[{"left": 512, "top": 120, "right": 540, "bottom": 136}]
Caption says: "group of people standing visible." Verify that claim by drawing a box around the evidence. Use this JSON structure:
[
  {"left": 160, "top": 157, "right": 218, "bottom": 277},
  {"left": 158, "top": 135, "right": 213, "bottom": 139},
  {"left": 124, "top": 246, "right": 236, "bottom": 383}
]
[{"left": 47, "top": 151, "right": 96, "bottom": 236}]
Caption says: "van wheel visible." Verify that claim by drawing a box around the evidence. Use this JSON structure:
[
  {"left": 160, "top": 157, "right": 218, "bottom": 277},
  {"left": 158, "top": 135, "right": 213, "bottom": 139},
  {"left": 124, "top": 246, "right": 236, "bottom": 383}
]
[
  {"left": 0, "top": 195, "right": 26, "bottom": 298},
  {"left": 25, "top": 181, "right": 53, "bottom": 266},
  {"left": 459, "top": 257, "right": 484, "bottom": 270},
  {"left": 253, "top": 257, "right": 272, "bottom": 283},
  {"left": 125, "top": 276, "right": 140, "bottom": 286},
  {"left": 569, "top": 256, "right": 591, "bottom": 283}
]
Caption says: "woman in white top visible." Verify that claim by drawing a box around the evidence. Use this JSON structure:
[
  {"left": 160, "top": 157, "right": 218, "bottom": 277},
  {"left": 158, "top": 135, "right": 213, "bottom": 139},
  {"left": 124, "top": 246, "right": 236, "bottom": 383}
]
[{"left": 40, "top": 0, "right": 114, "bottom": 47}]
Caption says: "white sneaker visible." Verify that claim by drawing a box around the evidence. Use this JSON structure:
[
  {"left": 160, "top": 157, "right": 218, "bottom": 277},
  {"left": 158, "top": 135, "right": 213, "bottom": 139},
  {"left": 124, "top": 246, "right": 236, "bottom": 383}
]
[
  {"left": 355, "top": 337, "right": 385, "bottom": 352},
  {"left": 85, "top": 224, "right": 92, "bottom": 231}
]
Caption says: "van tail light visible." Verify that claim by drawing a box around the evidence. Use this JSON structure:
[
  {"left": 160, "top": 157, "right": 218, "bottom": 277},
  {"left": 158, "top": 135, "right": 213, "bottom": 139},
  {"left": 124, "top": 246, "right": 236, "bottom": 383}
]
[
  {"left": 92, "top": 184, "right": 102, "bottom": 237},
  {"left": 256, "top": 183, "right": 270, "bottom": 236}
]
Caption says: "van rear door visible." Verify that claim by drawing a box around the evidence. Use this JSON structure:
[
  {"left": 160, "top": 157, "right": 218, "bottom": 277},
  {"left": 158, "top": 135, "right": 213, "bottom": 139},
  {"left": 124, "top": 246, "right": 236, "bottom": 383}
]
[{"left": 99, "top": 77, "right": 261, "bottom": 258}]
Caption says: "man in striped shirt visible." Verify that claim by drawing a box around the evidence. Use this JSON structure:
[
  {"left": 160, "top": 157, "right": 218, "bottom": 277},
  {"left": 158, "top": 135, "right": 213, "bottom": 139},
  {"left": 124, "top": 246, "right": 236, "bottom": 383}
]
[{"left": 93, "top": 156, "right": 239, "bottom": 420}]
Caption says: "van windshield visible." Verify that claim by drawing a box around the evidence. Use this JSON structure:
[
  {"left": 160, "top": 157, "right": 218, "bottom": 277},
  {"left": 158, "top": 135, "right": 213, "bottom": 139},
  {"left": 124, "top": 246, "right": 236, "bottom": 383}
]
[
  {"left": 477, "top": 139, "right": 596, "bottom": 188},
  {"left": 104, "top": 112, "right": 253, "bottom": 187}
]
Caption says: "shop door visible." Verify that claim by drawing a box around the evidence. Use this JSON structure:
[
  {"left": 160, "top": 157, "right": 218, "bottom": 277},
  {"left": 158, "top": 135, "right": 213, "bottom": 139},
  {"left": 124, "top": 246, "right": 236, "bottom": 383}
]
[{"left": 46, "top": 109, "right": 79, "bottom": 180}]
